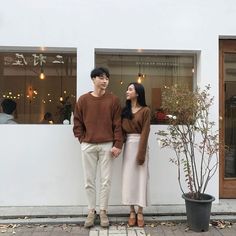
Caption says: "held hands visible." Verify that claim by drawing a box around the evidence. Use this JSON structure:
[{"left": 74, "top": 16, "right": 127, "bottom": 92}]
[{"left": 111, "top": 147, "right": 121, "bottom": 158}]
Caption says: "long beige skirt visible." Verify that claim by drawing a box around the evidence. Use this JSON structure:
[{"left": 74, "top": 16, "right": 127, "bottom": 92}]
[{"left": 122, "top": 134, "right": 150, "bottom": 207}]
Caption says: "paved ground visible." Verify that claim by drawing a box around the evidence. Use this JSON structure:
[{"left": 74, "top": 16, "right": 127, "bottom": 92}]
[{"left": 0, "top": 222, "right": 236, "bottom": 236}]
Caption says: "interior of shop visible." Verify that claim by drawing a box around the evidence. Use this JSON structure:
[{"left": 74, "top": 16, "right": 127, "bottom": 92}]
[{"left": 0, "top": 48, "right": 77, "bottom": 124}]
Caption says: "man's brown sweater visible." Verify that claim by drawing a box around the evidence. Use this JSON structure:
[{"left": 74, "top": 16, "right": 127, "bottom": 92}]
[{"left": 73, "top": 92, "right": 123, "bottom": 149}]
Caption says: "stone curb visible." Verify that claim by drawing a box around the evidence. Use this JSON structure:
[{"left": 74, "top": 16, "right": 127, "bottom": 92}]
[{"left": 1, "top": 214, "right": 236, "bottom": 225}]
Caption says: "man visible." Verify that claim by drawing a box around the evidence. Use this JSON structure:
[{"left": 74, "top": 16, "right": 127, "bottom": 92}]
[
  {"left": 0, "top": 99, "right": 17, "bottom": 124},
  {"left": 73, "top": 67, "right": 123, "bottom": 228}
]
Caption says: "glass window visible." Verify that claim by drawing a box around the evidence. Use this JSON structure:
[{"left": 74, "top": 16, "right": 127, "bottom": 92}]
[
  {"left": 224, "top": 53, "right": 236, "bottom": 177},
  {"left": 95, "top": 51, "right": 196, "bottom": 124},
  {"left": 0, "top": 47, "right": 77, "bottom": 124}
]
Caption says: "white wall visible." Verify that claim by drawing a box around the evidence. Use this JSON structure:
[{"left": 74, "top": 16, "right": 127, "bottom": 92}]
[{"left": 1, "top": 0, "right": 235, "bottom": 206}]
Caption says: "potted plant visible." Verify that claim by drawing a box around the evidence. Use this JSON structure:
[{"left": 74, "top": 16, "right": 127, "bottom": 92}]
[{"left": 157, "top": 84, "right": 219, "bottom": 232}]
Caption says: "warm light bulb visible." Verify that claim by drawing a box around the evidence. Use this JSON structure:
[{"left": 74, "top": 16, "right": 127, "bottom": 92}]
[
  {"left": 137, "top": 76, "right": 142, "bottom": 84},
  {"left": 39, "top": 72, "right": 45, "bottom": 80},
  {"left": 120, "top": 80, "right": 123, "bottom": 85},
  {"left": 60, "top": 96, "right": 63, "bottom": 102}
]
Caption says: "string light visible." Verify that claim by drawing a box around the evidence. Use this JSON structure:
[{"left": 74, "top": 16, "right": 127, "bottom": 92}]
[
  {"left": 137, "top": 59, "right": 142, "bottom": 84},
  {"left": 137, "top": 74, "right": 142, "bottom": 84},
  {"left": 39, "top": 70, "right": 45, "bottom": 80},
  {"left": 120, "top": 55, "right": 124, "bottom": 85}
]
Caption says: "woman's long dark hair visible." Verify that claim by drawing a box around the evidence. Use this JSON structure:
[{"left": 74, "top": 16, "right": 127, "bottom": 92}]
[{"left": 121, "top": 82, "right": 147, "bottom": 120}]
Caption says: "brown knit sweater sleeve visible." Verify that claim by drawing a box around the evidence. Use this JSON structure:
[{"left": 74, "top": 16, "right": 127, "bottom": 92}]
[
  {"left": 112, "top": 96, "right": 123, "bottom": 149},
  {"left": 73, "top": 98, "right": 85, "bottom": 143},
  {"left": 137, "top": 107, "right": 151, "bottom": 165}
]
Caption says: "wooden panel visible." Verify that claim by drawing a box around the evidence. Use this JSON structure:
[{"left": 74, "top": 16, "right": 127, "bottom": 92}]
[
  {"left": 151, "top": 88, "right": 161, "bottom": 110},
  {"left": 219, "top": 39, "right": 236, "bottom": 198}
]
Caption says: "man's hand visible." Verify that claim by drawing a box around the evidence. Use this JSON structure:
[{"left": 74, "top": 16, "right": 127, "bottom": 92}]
[{"left": 111, "top": 147, "right": 121, "bottom": 158}]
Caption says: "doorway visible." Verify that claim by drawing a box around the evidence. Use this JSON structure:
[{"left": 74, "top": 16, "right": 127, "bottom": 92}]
[{"left": 220, "top": 39, "right": 236, "bottom": 197}]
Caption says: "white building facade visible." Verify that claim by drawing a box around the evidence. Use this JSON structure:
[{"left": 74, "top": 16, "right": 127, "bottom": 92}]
[{"left": 0, "top": 0, "right": 236, "bottom": 209}]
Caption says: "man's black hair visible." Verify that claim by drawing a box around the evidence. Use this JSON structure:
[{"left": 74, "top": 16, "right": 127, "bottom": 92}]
[
  {"left": 90, "top": 67, "right": 110, "bottom": 79},
  {"left": 1, "top": 99, "right": 17, "bottom": 115}
]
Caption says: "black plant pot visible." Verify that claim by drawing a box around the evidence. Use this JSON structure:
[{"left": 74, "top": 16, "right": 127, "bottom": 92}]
[{"left": 182, "top": 193, "right": 215, "bottom": 232}]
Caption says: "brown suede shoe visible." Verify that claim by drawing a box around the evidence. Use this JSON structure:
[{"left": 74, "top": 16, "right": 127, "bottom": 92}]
[
  {"left": 128, "top": 211, "right": 136, "bottom": 227},
  {"left": 137, "top": 212, "right": 144, "bottom": 227},
  {"left": 84, "top": 211, "right": 96, "bottom": 228}
]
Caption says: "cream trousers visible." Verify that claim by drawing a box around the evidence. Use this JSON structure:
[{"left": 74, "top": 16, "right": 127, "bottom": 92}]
[{"left": 81, "top": 142, "right": 113, "bottom": 211}]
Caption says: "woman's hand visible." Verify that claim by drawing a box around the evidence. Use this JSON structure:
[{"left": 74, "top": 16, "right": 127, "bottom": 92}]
[{"left": 111, "top": 147, "right": 121, "bottom": 158}]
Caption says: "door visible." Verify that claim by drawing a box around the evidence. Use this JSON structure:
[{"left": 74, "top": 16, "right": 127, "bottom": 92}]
[{"left": 220, "top": 39, "right": 236, "bottom": 197}]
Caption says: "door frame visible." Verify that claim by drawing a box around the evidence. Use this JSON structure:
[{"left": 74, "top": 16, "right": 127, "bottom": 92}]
[{"left": 219, "top": 39, "right": 236, "bottom": 198}]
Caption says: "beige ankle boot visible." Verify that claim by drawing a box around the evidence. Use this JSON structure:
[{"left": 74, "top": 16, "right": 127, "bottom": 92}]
[
  {"left": 100, "top": 211, "right": 109, "bottom": 228},
  {"left": 84, "top": 211, "right": 96, "bottom": 228}
]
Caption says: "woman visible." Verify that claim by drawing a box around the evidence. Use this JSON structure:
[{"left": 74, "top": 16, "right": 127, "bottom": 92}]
[{"left": 121, "top": 82, "right": 151, "bottom": 227}]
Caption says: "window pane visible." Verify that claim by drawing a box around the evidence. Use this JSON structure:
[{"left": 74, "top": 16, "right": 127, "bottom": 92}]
[
  {"left": 95, "top": 52, "right": 195, "bottom": 124},
  {"left": 0, "top": 48, "right": 77, "bottom": 124},
  {"left": 224, "top": 53, "right": 236, "bottom": 177}
]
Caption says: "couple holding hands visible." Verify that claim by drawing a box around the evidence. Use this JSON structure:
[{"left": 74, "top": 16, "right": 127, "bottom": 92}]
[{"left": 73, "top": 67, "right": 150, "bottom": 228}]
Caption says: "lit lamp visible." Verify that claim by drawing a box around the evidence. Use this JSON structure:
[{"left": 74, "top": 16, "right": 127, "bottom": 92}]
[
  {"left": 35, "top": 53, "right": 46, "bottom": 80},
  {"left": 120, "top": 55, "right": 124, "bottom": 85},
  {"left": 39, "top": 67, "right": 45, "bottom": 80},
  {"left": 137, "top": 72, "right": 142, "bottom": 84},
  {"left": 137, "top": 59, "right": 142, "bottom": 84}
]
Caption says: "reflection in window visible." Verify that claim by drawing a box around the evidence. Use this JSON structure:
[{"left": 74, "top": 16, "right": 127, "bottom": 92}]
[
  {"left": 95, "top": 51, "right": 196, "bottom": 124},
  {"left": 224, "top": 53, "right": 236, "bottom": 177},
  {"left": 0, "top": 47, "right": 77, "bottom": 124}
]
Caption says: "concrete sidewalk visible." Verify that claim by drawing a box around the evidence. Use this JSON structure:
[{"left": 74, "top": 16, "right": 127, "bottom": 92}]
[
  {"left": 1, "top": 200, "right": 236, "bottom": 235},
  {"left": 0, "top": 214, "right": 236, "bottom": 236},
  {"left": 0, "top": 222, "right": 236, "bottom": 236}
]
